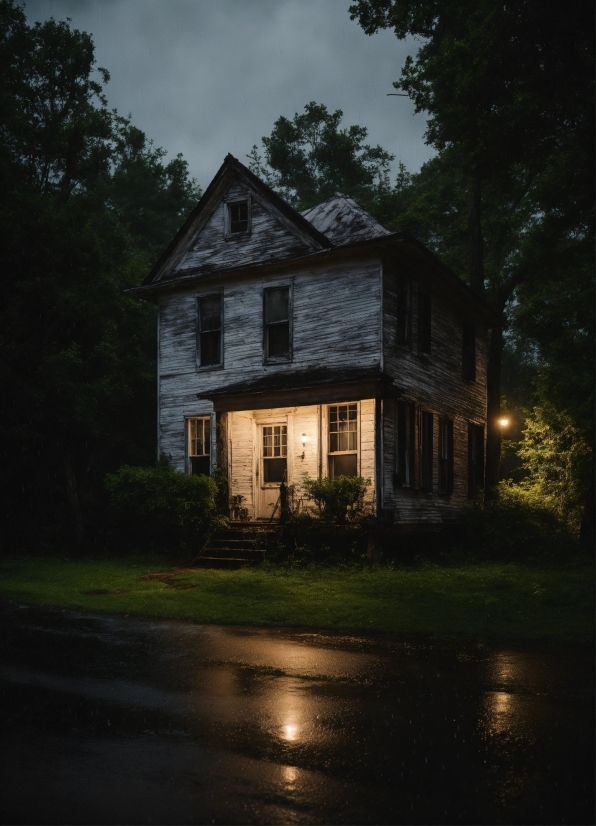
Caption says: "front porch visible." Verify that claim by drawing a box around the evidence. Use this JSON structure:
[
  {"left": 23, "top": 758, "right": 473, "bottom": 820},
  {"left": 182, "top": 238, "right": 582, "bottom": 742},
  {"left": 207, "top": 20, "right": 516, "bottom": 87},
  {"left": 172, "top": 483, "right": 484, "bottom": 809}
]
[{"left": 196, "top": 366, "right": 399, "bottom": 522}]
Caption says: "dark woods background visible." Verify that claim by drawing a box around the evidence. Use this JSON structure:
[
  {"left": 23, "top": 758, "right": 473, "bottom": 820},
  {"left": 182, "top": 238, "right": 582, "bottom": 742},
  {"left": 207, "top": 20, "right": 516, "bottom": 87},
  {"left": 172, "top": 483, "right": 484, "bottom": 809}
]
[{"left": 0, "top": 0, "right": 593, "bottom": 554}]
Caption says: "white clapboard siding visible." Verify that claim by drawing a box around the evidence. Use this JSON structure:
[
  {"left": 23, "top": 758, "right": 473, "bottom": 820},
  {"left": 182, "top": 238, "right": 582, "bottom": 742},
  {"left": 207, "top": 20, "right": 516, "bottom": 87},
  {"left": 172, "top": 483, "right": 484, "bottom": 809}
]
[
  {"left": 157, "top": 255, "right": 383, "bottom": 471},
  {"left": 171, "top": 182, "right": 316, "bottom": 279},
  {"left": 381, "top": 260, "right": 488, "bottom": 521}
]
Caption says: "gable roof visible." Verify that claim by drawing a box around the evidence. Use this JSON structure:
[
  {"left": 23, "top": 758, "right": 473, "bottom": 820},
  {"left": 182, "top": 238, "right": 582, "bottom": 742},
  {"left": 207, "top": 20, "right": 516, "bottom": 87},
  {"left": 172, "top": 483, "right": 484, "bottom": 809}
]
[
  {"left": 142, "top": 153, "right": 332, "bottom": 286},
  {"left": 301, "top": 194, "right": 391, "bottom": 245}
]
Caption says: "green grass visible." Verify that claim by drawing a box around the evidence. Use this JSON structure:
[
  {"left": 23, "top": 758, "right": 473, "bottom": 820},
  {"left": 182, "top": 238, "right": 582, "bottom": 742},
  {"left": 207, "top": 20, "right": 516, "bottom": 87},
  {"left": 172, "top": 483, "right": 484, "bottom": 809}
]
[{"left": 0, "top": 557, "right": 593, "bottom": 645}]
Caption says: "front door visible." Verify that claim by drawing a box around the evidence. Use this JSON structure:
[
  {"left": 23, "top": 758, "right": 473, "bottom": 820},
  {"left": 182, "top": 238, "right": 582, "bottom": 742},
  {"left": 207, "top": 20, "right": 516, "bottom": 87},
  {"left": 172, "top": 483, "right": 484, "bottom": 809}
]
[{"left": 257, "top": 423, "right": 287, "bottom": 519}]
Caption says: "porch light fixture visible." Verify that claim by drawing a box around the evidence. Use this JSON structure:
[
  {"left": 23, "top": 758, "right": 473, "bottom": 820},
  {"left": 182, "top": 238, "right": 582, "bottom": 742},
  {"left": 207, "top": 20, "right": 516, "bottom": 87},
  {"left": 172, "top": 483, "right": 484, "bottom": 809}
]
[
  {"left": 498, "top": 417, "right": 510, "bottom": 428},
  {"left": 300, "top": 433, "right": 307, "bottom": 460}
]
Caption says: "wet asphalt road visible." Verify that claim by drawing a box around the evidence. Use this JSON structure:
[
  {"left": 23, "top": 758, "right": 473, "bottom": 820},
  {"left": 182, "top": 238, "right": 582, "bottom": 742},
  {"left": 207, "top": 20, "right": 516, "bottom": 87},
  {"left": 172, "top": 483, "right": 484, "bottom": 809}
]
[{"left": 0, "top": 602, "right": 593, "bottom": 825}]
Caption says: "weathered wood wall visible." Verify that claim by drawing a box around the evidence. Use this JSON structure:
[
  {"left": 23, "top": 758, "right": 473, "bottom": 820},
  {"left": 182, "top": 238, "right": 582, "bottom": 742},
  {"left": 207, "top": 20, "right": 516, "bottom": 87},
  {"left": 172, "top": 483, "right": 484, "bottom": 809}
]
[
  {"left": 165, "top": 182, "right": 317, "bottom": 280},
  {"left": 381, "top": 257, "right": 489, "bottom": 523},
  {"left": 158, "top": 255, "right": 383, "bottom": 475}
]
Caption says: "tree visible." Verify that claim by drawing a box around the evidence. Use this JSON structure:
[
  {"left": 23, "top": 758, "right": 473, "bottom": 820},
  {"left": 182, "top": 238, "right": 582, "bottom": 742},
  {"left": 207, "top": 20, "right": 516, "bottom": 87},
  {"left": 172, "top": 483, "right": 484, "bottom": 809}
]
[
  {"left": 349, "top": 0, "right": 594, "bottom": 495},
  {"left": 0, "top": 1, "right": 201, "bottom": 551},
  {"left": 248, "top": 101, "right": 394, "bottom": 213}
]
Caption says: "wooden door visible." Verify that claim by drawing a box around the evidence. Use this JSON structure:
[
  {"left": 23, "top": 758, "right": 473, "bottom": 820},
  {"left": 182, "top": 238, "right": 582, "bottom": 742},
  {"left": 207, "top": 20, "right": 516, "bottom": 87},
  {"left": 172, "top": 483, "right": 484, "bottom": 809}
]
[{"left": 257, "top": 423, "right": 287, "bottom": 519}]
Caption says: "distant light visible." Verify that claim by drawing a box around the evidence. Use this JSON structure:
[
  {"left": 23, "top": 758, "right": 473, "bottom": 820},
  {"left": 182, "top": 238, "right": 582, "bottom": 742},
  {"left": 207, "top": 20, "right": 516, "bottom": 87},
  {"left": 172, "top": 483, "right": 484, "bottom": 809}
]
[{"left": 499, "top": 417, "right": 510, "bottom": 428}]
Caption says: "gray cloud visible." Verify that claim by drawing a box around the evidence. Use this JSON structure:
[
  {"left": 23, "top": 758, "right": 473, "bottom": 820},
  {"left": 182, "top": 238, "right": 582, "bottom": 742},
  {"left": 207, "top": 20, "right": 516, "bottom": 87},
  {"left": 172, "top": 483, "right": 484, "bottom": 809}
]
[{"left": 25, "top": 0, "right": 435, "bottom": 189}]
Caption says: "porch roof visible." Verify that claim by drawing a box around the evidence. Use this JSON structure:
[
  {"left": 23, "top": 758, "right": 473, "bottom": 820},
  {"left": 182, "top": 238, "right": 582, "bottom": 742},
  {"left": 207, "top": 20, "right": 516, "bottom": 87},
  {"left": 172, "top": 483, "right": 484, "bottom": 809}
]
[{"left": 199, "top": 366, "right": 400, "bottom": 412}]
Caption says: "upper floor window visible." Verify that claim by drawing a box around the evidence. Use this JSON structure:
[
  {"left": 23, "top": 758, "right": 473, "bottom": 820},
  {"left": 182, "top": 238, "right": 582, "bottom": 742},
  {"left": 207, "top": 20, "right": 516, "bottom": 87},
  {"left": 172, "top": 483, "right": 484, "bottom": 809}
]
[
  {"left": 188, "top": 417, "right": 211, "bottom": 476},
  {"left": 225, "top": 198, "right": 250, "bottom": 236},
  {"left": 397, "top": 275, "right": 412, "bottom": 346},
  {"left": 418, "top": 288, "right": 432, "bottom": 354},
  {"left": 328, "top": 403, "right": 358, "bottom": 478},
  {"left": 462, "top": 320, "right": 476, "bottom": 381},
  {"left": 197, "top": 294, "right": 222, "bottom": 367},
  {"left": 264, "top": 286, "right": 291, "bottom": 362}
]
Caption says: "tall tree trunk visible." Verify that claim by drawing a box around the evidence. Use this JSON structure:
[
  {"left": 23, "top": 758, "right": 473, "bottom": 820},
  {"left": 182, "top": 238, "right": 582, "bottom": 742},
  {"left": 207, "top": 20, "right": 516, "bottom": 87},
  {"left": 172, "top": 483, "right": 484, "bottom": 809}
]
[
  {"left": 468, "top": 168, "right": 484, "bottom": 294},
  {"left": 64, "top": 452, "right": 84, "bottom": 548},
  {"left": 485, "top": 319, "right": 503, "bottom": 497}
]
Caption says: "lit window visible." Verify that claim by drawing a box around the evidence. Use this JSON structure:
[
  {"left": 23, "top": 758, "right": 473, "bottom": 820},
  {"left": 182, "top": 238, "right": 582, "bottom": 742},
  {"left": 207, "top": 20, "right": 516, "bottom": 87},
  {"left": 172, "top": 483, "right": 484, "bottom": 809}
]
[
  {"left": 188, "top": 418, "right": 210, "bottom": 476},
  {"left": 262, "top": 424, "right": 287, "bottom": 483},
  {"left": 328, "top": 403, "right": 358, "bottom": 478}
]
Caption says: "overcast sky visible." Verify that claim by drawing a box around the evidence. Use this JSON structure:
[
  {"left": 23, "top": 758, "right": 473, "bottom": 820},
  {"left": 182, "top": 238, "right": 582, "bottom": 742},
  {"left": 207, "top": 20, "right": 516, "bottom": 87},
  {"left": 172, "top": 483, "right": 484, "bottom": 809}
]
[{"left": 25, "top": 0, "right": 435, "bottom": 190}]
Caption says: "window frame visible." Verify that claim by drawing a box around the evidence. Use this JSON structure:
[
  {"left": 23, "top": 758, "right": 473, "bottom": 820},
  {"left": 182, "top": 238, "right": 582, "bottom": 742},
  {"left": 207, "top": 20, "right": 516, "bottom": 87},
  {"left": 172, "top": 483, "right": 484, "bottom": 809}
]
[
  {"left": 394, "top": 400, "right": 416, "bottom": 489},
  {"left": 462, "top": 319, "right": 476, "bottom": 381},
  {"left": 187, "top": 416, "right": 213, "bottom": 476},
  {"left": 419, "top": 409, "right": 434, "bottom": 493},
  {"left": 327, "top": 402, "right": 359, "bottom": 479},
  {"left": 196, "top": 292, "right": 223, "bottom": 370},
  {"left": 224, "top": 196, "right": 251, "bottom": 238},
  {"left": 438, "top": 416, "right": 454, "bottom": 495},
  {"left": 396, "top": 273, "right": 412, "bottom": 347},
  {"left": 263, "top": 284, "right": 292, "bottom": 364},
  {"left": 418, "top": 287, "right": 432, "bottom": 354}
]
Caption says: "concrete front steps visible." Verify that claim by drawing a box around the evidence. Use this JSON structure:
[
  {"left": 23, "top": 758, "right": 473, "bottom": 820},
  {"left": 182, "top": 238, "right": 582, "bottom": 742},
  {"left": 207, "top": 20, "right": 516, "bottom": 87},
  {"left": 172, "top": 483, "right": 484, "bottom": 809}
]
[{"left": 196, "top": 522, "right": 279, "bottom": 568}]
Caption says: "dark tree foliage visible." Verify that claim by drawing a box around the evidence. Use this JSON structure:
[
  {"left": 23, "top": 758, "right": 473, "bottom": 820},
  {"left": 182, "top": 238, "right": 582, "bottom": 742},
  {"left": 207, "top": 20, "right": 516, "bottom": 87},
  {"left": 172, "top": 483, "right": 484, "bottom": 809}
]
[
  {"left": 349, "top": 0, "right": 594, "bottom": 527},
  {"left": 0, "top": 2, "right": 201, "bottom": 552},
  {"left": 248, "top": 101, "right": 394, "bottom": 213}
]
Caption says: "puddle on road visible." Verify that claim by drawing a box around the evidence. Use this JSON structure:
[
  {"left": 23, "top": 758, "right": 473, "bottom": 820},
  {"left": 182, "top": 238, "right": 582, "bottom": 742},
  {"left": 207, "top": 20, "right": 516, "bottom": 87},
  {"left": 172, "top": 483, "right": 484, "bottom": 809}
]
[{"left": 1, "top": 602, "right": 593, "bottom": 825}]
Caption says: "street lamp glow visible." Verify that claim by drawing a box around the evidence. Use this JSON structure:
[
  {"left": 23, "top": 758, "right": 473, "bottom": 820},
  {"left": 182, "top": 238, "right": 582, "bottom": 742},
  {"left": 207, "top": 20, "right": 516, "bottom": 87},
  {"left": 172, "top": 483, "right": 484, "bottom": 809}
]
[{"left": 499, "top": 417, "right": 510, "bottom": 427}]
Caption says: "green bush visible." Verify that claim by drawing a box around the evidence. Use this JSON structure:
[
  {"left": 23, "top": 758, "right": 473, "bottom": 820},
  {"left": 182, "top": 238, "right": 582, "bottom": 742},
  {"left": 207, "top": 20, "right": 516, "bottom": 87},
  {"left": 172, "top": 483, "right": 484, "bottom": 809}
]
[
  {"left": 452, "top": 481, "right": 578, "bottom": 561},
  {"left": 301, "top": 475, "right": 372, "bottom": 525},
  {"left": 105, "top": 459, "right": 218, "bottom": 558}
]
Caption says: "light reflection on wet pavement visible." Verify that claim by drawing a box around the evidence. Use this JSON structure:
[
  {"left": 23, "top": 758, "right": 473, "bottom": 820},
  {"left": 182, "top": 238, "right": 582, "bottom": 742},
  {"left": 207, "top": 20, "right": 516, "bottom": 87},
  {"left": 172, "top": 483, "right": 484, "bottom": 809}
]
[{"left": 0, "top": 602, "right": 593, "bottom": 824}]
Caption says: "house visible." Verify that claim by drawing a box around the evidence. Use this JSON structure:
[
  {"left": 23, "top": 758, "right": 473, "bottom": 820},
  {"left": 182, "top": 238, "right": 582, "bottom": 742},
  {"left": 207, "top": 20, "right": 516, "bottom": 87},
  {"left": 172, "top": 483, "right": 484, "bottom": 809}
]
[{"left": 130, "top": 154, "right": 493, "bottom": 527}]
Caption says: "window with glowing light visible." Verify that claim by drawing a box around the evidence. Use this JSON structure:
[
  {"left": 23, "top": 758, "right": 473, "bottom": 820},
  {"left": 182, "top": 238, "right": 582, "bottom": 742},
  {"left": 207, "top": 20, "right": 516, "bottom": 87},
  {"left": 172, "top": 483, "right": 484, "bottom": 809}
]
[
  {"left": 328, "top": 403, "right": 358, "bottom": 478},
  {"left": 188, "top": 417, "right": 211, "bottom": 476}
]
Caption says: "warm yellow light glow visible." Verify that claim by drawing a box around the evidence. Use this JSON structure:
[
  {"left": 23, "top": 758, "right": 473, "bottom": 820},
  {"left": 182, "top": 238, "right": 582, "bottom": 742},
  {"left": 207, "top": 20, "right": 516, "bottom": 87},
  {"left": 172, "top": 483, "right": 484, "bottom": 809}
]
[
  {"left": 301, "top": 433, "right": 307, "bottom": 446},
  {"left": 283, "top": 724, "right": 298, "bottom": 741},
  {"left": 498, "top": 417, "right": 510, "bottom": 427}
]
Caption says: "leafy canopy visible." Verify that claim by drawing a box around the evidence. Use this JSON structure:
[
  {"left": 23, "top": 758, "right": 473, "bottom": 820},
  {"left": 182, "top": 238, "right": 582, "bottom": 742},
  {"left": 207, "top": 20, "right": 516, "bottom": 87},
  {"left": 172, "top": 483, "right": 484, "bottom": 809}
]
[{"left": 248, "top": 101, "right": 394, "bottom": 212}]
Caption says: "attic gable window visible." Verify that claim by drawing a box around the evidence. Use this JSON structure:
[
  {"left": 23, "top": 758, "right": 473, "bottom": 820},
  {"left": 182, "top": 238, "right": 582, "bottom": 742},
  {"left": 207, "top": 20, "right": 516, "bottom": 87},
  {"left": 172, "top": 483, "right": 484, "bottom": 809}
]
[{"left": 225, "top": 198, "right": 250, "bottom": 236}]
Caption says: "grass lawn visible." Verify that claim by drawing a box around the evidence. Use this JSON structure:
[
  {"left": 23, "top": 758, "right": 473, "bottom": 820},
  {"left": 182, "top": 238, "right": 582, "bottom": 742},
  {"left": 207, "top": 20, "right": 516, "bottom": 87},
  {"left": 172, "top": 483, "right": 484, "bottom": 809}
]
[{"left": 0, "top": 556, "right": 593, "bottom": 646}]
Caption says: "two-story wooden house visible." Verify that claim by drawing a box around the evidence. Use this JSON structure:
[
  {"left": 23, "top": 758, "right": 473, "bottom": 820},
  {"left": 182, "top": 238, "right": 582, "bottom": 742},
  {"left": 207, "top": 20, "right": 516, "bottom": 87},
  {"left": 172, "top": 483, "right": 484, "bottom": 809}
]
[{"left": 130, "top": 154, "right": 493, "bottom": 526}]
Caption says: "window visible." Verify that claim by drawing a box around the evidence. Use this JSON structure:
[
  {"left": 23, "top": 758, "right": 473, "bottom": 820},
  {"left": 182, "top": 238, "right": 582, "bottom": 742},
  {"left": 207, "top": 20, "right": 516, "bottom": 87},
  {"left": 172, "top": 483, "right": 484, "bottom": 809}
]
[
  {"left": 438, "top": 417, "right": 454, "bottom": 495},
  {"left": 394, "top": 400, "right": 415, "bottom": 487},
  {"left": 420, "top": 410, "right": 434, "bottom": 492},
  {"left": 462, "top": 320, "right": 476, "bottom": 380},
  {"left": 468, "top": 423, "right": 484, "bottom": 497},
  {"left": 197, "top": 294, "right": 222, "bottom": 367},
  {"left": 418, "top": 288, "right": 432, "bottom": 354},
  {"left": 264, "top": 286, "right": 291, "bottom": 361},
  {"left": 188, "top": 417, "right": 211, "bottom": 476},
  {"left": 328, "top": 403, "right": 358, "bottom": 478},
  {"left": 263, "top": 425, "right": 287, "bottom": 483},
  {"left": 397, "top": 275, "right": 412, "bottom": 346},
  {"left": 226, "top": 199, "right": 250, "bottom": 235}
]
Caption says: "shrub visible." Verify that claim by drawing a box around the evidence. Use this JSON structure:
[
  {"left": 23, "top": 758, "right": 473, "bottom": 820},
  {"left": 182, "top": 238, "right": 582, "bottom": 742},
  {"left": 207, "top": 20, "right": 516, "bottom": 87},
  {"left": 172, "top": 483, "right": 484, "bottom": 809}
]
[
  {"left": 301, "top": 475, "right": 372, "bottom": 525},
  {"left": 105, "top": 459, "right": 218, "bottom": 558},
  {"left": 452, "top": 480, "right": 578, "bottom": 561}
]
